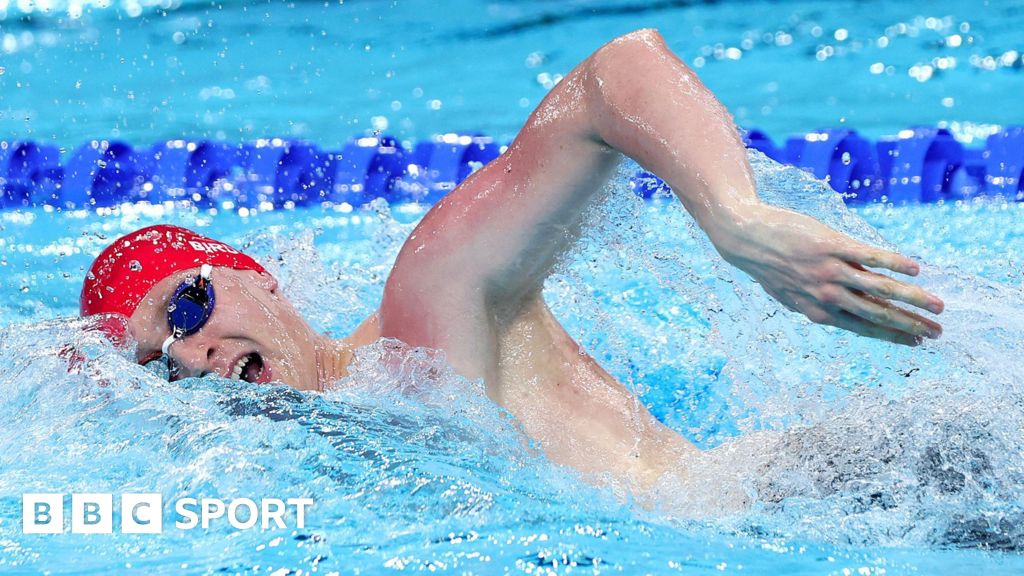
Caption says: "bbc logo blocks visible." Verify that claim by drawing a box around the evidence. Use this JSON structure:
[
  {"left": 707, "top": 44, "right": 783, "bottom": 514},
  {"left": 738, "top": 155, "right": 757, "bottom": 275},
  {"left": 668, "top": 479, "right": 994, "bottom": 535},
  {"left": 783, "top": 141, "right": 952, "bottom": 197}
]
[
  {"left": 23, "top": 493, "right": 163, "bottom": 534},
  {"left": 22, "top": 494, "right": 63, "bottom": 534}
]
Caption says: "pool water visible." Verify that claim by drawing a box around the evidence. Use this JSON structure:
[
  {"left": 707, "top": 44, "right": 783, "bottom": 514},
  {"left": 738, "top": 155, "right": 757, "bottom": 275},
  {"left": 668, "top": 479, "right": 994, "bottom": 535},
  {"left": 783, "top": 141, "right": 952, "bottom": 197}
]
[
  {"left": 2, "top": 0, "right": 1024, "bottom": 574},
  {"left": 2, "top": 155, "right": 1024, "bottom": 574},
  {"left": 1, "top": 0, "right": 1022, "bottom": 145}
]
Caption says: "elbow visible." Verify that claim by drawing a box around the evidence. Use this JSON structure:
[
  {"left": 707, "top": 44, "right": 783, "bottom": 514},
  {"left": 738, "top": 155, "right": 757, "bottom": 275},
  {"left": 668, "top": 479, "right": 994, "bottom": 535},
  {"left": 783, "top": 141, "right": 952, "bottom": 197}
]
[
  {"left": 582, "top": 29, "right": 684, "bottom": 139},
  {"left": 589, "top": 29, "right": 674, "bottom": 76},
  {"left": 608, "top": 28, "right": 669, "bottom": 52},
  {"left": 585, "top": 28, "right": 691, "bottom": 105}
]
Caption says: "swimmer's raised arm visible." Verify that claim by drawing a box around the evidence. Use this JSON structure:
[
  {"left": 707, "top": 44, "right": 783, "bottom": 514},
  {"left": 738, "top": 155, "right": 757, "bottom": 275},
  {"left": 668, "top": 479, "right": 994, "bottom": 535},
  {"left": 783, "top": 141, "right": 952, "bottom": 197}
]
[{"left": 381, "top": 29, "right": 943, "bottom": 377}]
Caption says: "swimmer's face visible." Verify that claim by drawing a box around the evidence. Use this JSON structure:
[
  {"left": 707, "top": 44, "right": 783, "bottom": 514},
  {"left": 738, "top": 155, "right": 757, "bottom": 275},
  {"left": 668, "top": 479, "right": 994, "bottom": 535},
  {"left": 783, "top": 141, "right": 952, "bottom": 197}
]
[{"left": 129, "top": 267, "right": 322, "bottom": 391}]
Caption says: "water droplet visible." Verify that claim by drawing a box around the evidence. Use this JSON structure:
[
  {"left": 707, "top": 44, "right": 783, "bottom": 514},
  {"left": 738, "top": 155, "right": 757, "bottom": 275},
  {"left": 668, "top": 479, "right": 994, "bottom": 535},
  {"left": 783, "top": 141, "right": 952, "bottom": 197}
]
[
  {"left": 129, "top": 260, "right": 142, "bottom": 272},
  {"left": 20, "top": 286, "right": 29, "bottom": 293}
]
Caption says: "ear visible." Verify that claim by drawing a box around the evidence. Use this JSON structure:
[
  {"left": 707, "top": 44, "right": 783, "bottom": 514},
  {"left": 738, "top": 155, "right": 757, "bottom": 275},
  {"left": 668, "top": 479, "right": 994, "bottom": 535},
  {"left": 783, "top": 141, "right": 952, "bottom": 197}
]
[
  {"left": 234, "top": 268, "right": 279, "bottom": 295},
  {"left": 256, "top": 271, "right": 279, "bottom": 293}
]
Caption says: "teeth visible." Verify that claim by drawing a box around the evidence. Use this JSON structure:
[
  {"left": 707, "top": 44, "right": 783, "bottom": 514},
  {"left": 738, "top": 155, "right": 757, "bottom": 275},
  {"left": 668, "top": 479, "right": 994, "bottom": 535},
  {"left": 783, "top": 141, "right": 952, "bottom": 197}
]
[{"left": 231, "top": 355, "right": 251, "bottom": 381}]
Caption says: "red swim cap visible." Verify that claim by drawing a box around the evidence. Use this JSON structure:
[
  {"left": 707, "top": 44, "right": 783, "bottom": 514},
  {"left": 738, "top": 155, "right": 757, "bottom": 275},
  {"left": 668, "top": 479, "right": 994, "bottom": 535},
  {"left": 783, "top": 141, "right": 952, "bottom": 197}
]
[{"left": 80, "top": 225, "right": 267, "bottom": 320}]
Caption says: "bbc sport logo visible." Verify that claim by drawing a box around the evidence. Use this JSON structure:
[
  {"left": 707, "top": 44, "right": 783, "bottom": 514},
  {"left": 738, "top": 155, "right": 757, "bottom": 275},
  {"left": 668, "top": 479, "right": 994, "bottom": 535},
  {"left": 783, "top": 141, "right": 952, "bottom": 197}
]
[{"left": 22, "top": 494, "right": 314, "bottom": 534}]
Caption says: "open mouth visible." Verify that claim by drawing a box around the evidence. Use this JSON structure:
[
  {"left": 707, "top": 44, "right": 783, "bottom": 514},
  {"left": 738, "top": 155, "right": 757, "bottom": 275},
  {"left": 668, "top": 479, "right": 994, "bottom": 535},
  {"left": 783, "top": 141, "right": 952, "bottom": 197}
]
[{"left": 230, "top": 352, "right": 272, "bottom": 384}]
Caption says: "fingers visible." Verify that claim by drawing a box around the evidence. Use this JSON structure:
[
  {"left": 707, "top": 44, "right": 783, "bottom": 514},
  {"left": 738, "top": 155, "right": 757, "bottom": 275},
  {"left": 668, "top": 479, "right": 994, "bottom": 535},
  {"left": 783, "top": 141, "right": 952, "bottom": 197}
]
[
  {"left": 784, "top": 293, "right": 933, "bottom": 346},
  {"left": 842, "top": 267, "right": 945, "bottom": 315},
  {"left": 800, "top": 301, "right": 922, "bottom": 346},
  {"left": 835, "top": 289, "right": 942, "bottom": 340},
  {"left": 823, "top": 310, "right": 924, "bottom": 347},
  {"left": 833, "top": 241, "right": 920, "bottom": 277}
]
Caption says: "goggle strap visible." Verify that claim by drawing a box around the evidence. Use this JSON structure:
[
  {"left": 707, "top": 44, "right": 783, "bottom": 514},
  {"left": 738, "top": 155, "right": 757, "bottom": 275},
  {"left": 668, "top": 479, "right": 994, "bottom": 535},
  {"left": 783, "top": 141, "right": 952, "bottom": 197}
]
[{"left": 161, "top": 334, "right": 177, "bottom": 356}]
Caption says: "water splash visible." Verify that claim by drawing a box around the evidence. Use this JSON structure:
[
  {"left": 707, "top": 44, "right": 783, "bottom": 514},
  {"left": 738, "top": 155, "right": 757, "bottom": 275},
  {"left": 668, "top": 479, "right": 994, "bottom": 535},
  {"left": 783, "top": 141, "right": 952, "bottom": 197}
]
[
  {"left": 550, "top": 152, "right": 1024, "bottom": 549},
  {"left": 2, "top": 153, "right": 1024, "bottom": 572}
]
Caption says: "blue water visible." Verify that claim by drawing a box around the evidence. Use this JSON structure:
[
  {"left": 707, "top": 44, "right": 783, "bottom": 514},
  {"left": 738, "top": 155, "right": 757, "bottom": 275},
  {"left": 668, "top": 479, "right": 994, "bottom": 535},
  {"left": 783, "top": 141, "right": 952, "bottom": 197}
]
[
  {"left": 2, "top": 1, "right": 1024, "bottom": 574},
  {"left": 2, "top": 156, "right": 1024, "bottom": 574},
  {"left": 1, "top": 0, "right": 1022, "bottom": 145}
]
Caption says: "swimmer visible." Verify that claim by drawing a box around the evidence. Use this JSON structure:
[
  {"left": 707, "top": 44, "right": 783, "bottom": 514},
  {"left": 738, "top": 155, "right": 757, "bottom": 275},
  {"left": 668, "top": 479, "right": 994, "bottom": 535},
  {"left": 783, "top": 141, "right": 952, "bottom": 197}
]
[{"left": 80, "top": 29, "right": 944, "bottom": 500}]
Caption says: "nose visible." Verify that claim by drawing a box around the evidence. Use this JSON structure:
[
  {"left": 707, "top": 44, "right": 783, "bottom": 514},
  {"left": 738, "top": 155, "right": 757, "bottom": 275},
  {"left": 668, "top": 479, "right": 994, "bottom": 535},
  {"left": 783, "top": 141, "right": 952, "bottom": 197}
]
[{"left": 167, "top": 332, "right": 217, "bottom": 377}]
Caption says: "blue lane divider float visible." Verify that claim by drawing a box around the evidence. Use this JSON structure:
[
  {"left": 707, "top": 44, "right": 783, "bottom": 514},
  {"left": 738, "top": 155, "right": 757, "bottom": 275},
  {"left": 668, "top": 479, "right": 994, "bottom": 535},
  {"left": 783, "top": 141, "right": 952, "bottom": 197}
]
[
  {"left": 0, "top": 141, "right": 62, "bottom": 208},
  {"left": 144, "top": 140, "right": 244, "bottom": 206},
  {"left": 1, "top": 127, "right": 1022, "bottom": 211},
  {"left": 783, "top": 128, "right": 882, "bottom": 201},
  {"left": 239, "top": 140, "right": 332, "bottom": 208},
  {"left": 330, "top": 135, "right": 405, "bottom": 204},
  {"left": 743, "top": 129, "right": 785, "bottom": 162},
  {"left": 984, "top": 126, "right": 1024, "bottom": 195},
  {"left": 877, "top": 127, "right": 964, "bottom": 204},
  {"left": 951, "top": 147, "right": 986, "bottom": 198},
  {"left": 62, "top": 140, "right": 143, "bottom": 208},
  {"left": 405, "top": 133, "right": 501, "bottom": 203}
]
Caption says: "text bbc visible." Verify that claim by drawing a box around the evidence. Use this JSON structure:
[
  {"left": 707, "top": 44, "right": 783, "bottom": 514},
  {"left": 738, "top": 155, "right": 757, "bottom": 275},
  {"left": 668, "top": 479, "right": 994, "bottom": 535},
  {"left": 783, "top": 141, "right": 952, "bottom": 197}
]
[{"left": 22, "top": 494, "right": 314, "bottom": 533}]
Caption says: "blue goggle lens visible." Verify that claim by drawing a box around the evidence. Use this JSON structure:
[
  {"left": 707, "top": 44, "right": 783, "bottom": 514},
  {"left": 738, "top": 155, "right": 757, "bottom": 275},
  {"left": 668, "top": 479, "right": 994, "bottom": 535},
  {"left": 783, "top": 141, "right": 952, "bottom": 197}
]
[{"left": 167, "top": 274, "right": 215, "bottom": 337}]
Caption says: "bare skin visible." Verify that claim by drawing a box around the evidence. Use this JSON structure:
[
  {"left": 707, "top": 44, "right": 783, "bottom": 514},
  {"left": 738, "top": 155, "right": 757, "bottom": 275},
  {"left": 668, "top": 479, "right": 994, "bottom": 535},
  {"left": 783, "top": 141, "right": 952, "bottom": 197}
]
[{"left": 127, "top": 30, "right": 944, "bottom": 500}]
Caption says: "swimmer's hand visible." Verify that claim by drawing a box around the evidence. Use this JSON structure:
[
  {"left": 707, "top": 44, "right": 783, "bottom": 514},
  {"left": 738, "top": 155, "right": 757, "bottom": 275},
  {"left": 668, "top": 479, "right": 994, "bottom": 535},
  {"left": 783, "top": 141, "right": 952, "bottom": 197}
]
[{"left": 711, "top": 203, "right": 944, "bottom": 346}]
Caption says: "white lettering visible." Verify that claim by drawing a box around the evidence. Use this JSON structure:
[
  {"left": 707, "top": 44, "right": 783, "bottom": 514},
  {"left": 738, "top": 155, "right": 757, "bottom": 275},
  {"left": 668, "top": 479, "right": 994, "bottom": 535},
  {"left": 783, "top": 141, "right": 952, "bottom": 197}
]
[
  {"left": 175, "top": 498, "right": 199, "bottom": 529},
  {"left": 261, "top": 498, "right": 286, "bottom": 529},
  {"left": 287, "top": 498, "right": 314, "bottom": 529},
  {"left": 201, "top": 498, "right": 225, "bottom": 528},
  {"left": 188, "top": 240, "right": 239, "bottom": 254},
  {"left": 227, "top": 498, "right": 258, "bottom": 530}
]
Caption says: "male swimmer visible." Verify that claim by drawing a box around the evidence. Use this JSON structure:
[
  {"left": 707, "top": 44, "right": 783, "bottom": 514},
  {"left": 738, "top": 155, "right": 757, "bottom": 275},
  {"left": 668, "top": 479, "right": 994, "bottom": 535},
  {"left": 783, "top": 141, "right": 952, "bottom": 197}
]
[{"left": 80, "top": 30, "right": 944, "bottom": 497}]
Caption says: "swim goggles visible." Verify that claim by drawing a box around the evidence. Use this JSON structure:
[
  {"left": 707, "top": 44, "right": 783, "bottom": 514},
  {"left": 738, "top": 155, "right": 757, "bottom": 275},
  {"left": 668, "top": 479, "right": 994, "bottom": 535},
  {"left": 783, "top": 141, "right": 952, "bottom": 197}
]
[{"left": 160, "top": 263, "right": 216, "bottom": 363}]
